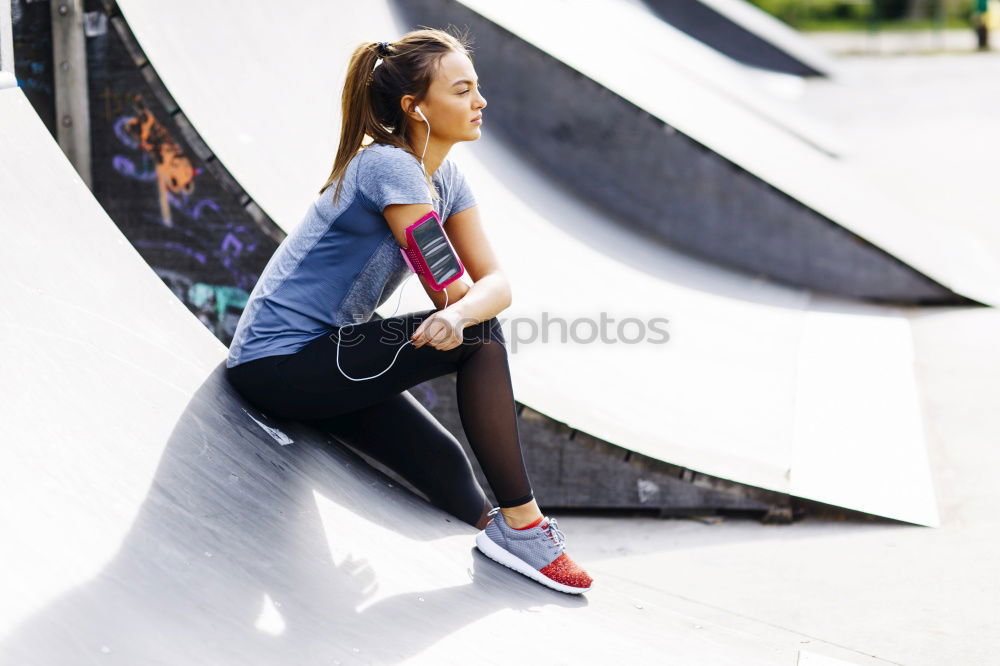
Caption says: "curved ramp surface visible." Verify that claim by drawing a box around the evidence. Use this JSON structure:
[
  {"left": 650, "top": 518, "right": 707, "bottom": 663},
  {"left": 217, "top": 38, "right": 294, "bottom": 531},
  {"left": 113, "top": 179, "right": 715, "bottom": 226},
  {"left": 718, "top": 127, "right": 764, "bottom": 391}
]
[
  {"left": 640, "top": 0, "right": 838, "bottom": 77},
  {"left": 398, "top": 0, "right": 1000, "bottom": 306},
  {"left": 0, "top": 0, "right": 11, "bottom": 75},
  {"left": 0, "top": 83, "right": 905, "bottom": 666},
  {"left": 112, "top": 0, "right": 939, "bottom": 527}
]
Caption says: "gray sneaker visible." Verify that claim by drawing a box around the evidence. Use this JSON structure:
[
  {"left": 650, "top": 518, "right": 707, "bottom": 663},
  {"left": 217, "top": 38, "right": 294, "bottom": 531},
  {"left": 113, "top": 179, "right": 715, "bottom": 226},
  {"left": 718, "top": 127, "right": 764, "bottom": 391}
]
[{"left": 475, "top": 506, "right": 593, "bottom": 594}]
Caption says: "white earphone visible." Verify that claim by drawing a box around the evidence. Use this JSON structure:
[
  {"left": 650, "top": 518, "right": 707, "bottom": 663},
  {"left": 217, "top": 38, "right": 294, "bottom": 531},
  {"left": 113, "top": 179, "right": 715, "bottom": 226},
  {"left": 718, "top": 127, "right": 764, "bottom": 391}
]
[{"left": 414, "top": 105, "right": 431, "bottom": 167}]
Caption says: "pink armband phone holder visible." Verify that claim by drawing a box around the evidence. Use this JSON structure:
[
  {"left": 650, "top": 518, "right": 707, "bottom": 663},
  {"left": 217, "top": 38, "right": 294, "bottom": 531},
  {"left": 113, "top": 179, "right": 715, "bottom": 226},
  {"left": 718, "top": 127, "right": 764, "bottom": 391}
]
[{"left": 399, "top": 210, "right": 465, "bottom": 291}]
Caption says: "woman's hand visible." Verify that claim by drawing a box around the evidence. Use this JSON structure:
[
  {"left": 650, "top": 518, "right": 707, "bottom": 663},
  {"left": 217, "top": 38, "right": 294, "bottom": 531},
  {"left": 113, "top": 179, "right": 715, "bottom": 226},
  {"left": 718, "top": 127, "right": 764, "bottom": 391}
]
[{"left": 410, "top": 307, "right": 468, "bottom": 351}]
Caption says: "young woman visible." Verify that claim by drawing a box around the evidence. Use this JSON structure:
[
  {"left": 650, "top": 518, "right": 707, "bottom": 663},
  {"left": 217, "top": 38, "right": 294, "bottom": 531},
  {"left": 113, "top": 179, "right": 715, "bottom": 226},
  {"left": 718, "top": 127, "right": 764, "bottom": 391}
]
[{"left": 225, "top": 29, "right": 592, "bottom": 594}]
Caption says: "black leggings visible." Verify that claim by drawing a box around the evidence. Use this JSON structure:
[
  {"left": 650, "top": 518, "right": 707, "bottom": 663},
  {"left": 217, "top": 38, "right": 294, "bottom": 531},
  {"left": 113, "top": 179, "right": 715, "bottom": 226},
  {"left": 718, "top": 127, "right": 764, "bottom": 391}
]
[{"left": 225, "top": 308, "right": 534, "bottom": 530}]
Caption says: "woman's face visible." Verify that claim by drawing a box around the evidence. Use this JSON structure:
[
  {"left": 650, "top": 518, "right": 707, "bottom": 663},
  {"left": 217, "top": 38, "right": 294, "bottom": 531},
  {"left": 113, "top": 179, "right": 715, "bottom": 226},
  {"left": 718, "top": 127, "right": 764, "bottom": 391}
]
[{"left": 408, "top": 50, "right": 487, "bottom": 143}]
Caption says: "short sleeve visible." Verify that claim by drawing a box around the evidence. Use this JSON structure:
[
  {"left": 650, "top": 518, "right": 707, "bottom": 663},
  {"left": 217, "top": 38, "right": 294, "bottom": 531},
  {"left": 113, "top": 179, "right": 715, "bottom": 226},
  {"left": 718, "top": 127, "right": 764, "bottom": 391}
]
[
  {"left": 358, "top": 144, "right": 433, "bottom": 213},
  {"left": 447, "top": 160, "right": 477, "bottom": 217}
]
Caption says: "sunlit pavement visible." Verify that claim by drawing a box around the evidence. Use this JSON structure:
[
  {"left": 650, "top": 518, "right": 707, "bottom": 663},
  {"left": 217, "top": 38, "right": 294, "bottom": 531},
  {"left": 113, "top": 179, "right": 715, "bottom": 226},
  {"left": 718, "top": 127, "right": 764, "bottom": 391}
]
[{"left": 563, "top": 48, "right": 1000, "bottom": 666}]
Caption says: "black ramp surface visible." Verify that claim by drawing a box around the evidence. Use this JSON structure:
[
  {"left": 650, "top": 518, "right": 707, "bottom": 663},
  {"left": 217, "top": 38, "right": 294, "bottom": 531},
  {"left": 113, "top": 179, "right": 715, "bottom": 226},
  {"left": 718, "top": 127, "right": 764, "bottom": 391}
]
[{"left": 641, "top": 0, "right": 828, "bottom": 77}]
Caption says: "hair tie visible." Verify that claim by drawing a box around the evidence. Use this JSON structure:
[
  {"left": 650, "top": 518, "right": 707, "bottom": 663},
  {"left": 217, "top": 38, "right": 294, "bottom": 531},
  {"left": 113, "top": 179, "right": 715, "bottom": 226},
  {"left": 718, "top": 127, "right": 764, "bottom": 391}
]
[{"left": 376, "top": 41, "right": 390, "bottom": 57}]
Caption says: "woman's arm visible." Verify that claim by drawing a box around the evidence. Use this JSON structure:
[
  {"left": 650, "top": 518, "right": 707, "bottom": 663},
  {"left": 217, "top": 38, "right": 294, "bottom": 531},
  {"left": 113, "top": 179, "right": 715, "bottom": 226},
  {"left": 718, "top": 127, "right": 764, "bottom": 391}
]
[
  {"left": 383, "top": 203, "right": 467, "bottom": 308},
  {"left": 383, "top": 202, "right": 510, "bottom": 350},
  {"left": 382, "top": 202, "right": 511, "bottom": 325}
]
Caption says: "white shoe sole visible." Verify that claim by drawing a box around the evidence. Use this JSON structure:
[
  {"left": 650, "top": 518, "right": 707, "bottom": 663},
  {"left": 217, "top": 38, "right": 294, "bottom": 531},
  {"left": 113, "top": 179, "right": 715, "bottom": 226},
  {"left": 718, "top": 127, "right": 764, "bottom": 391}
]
[{"left": 475, "top": 529, "right": 592, "bottom": 594}]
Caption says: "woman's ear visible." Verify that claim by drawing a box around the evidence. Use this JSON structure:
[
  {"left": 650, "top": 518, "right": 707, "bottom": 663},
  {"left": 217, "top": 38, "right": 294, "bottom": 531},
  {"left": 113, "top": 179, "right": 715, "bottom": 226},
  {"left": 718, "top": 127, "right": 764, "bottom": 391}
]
[{"left": 400, "top": 94, "right": 419, "bottom": 121}]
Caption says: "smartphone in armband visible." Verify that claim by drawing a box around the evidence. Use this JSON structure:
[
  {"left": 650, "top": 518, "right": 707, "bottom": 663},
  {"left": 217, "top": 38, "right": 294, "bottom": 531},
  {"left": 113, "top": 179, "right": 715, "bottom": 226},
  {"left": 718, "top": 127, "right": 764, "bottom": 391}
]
[{"left": 399, "top": 210, "right": 465, "bottom": 291}]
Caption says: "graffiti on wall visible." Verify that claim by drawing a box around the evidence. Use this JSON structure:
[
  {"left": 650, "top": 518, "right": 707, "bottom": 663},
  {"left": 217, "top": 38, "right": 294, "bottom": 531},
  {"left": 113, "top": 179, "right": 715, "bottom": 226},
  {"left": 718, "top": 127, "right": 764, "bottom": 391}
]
[
  {"left": 12, "top": 2, "right": 283, "bottom": 346},
  {"left": 87, "top": 28, "right": 282, "bottom": 345},
  {"left": 119, "top": 94, "right": 198, "bottom": 228}
]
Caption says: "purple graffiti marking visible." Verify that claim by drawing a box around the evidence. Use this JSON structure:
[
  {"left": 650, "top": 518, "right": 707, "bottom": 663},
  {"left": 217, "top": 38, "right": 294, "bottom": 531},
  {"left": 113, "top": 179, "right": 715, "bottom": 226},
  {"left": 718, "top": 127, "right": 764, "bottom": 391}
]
[
  {"left": 165, "top": 190, "right": 222, "bottom": 222},
  {"left": 220, "top": 232, "right": 243, "bottom": 256},
  {"left": 111, "top": 154, "right": 158, "bottom": 182},
  {"left": 113, "top": 115, "right": 141, "bottom": 150},
  {"left": 190, "top": 198, "right": 219, "bottom": 220}
]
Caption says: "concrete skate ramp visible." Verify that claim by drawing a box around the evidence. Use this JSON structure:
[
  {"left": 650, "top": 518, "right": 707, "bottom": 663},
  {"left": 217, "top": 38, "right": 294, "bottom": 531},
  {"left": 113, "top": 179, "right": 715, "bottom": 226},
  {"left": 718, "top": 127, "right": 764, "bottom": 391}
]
[
  {"left": 641, "top": 0, "right": 838, "bottom": 77},
  {"left": 112, "top": 0, "right": 939, "bottom": 527},
  {"left": 594, "top": 0, "right": 850, "bottom": 157},
  {"left": 0, "top": 0, "right": 11, "bottom": 75},
  {"left": 0, "top": 82, "right": 905, "bottom": 666},
  {"left": 395, "top": 0, "right": 1000, "bottom": 307}
]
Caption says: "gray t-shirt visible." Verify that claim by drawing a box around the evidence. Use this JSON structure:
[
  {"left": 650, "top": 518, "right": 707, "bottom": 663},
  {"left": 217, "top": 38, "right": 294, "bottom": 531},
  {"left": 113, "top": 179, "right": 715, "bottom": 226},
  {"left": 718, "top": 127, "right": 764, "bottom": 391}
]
[{"left": 226, "top": 142, "right": 477, "bottom": 369}]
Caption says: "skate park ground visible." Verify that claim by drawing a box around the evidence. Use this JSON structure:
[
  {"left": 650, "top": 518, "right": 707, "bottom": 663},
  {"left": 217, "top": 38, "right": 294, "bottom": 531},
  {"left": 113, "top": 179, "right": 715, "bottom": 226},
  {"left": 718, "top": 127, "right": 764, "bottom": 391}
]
[
  {"left": 4, "top": 10, "right": 999, "bottom": 663},
  {"left": 562, "top": 48, "right": 1000, "bottom": 665}
]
